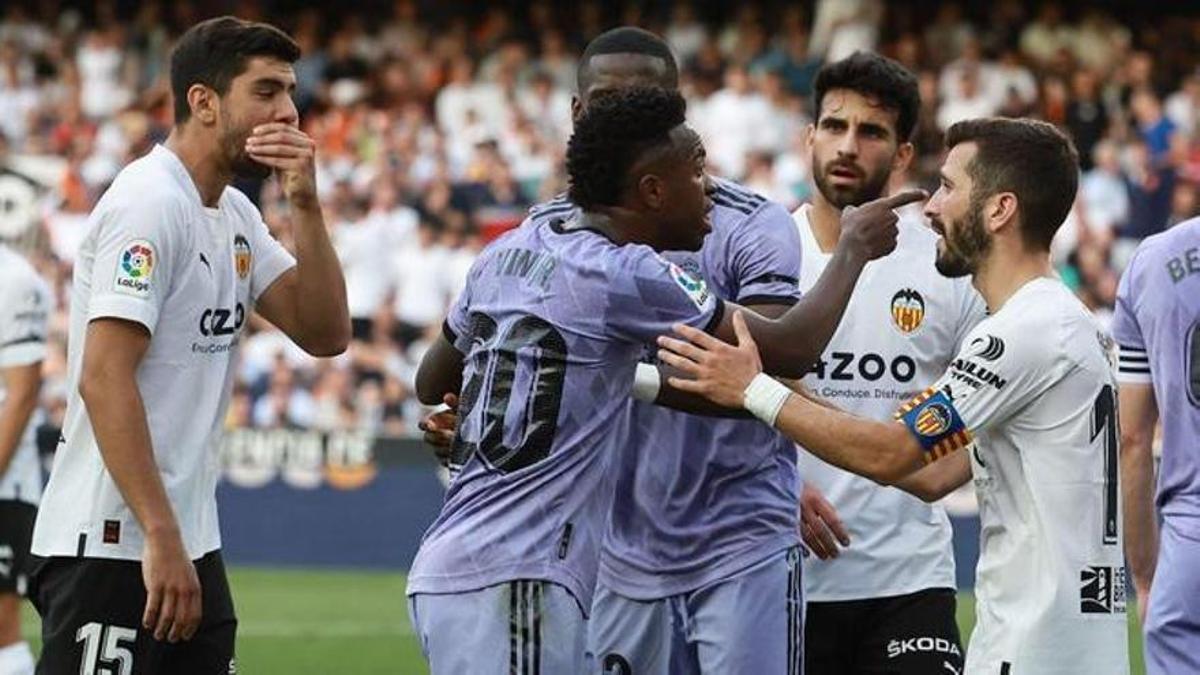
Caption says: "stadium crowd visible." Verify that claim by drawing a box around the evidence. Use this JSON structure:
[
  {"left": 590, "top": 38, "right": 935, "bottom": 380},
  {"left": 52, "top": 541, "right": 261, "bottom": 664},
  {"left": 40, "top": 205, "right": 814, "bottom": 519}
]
[{"left": 2, "top": 0, "right": 1198, "bottom": 436}]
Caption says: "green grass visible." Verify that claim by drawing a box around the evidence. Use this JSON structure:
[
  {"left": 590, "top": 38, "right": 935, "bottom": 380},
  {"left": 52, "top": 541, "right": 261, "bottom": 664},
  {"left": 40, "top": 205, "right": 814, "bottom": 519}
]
[{"left": 19, "top": 567, "right": 1146, "bottom": 674}]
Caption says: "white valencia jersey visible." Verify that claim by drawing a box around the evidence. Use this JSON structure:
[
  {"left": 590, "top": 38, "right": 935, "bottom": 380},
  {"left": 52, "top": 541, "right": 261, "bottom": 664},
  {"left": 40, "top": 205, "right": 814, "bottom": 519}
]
[
  {"left": 794, "top": 205, "right": 985, "bottom": 601},
  {"left": 0, "top": 245, "right": 52, "bottom": 505},
  {"left": 32, "top": 145, "right": 295, "bottom": 561},
  {"left": 927, "top": 278, "right": 1128, "bottom": 674}
]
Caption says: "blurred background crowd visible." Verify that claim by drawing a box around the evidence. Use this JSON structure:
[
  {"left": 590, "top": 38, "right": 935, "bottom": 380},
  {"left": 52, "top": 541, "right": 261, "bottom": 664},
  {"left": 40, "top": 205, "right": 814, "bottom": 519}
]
[{"left": 2, "top": 0, "right": 1198, "bottom": 437}]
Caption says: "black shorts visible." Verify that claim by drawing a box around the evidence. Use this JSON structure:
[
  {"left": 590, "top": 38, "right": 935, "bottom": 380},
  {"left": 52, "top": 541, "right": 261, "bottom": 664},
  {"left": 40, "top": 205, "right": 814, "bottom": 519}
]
[
  {"left": 0, "top": 500, "right": 36, "bottom": 595},
  {"left": 29, "top": 550, "right": 237, "bottom": 675},
  {"left": 805, "top": 587, "right": 964, "bottom": 675}
]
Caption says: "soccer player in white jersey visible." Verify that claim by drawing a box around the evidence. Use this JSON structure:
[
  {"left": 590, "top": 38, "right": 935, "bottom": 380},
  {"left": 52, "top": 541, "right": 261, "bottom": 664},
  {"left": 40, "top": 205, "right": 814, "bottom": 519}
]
[
  {"left": 0, "top": 244, "right": 51, "bottom": 675},
  {"left": 792, "top": 54, "right": 985, "bottom": 673},
  {"left": 28, "top": 17, "right": 349, "bottom": 675},
  {"left": 659, "top": 117, "right": 1131, "bottom": 675}
]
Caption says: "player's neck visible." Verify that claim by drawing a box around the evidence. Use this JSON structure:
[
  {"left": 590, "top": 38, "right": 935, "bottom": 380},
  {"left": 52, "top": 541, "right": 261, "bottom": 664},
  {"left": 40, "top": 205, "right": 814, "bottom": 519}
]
[
  {"left": 579, "top": 209, "right": 653, "bottom": 247},
  {"left": 972, "top": 245, "right": 1054, "bottom": 314},
  {"left": 808, "top": 191, "right": 844, "bottom": 253},
  {"left": 165, "top": 127, "right": 231, "bottom": 208}
]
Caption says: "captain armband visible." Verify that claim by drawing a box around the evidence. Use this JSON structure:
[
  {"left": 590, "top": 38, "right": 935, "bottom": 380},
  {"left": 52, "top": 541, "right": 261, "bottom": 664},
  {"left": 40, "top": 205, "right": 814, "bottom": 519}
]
[{"left": 894, "top": 387, "right": 973, "bottom": 463}]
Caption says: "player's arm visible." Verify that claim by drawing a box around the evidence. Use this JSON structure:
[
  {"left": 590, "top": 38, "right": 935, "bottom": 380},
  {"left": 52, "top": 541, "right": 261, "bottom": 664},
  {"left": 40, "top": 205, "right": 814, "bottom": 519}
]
[
  {"left": 0, "top": 363, "right": 40, "bottom": 478},
  {"left": 1119, "top": 380, "right": 1158, "bottom": 622},
  {"left": 415, "top": 330, "right": 465, "bottom": 406},
  {"left": 709, "top": 191, "right": 925, "bottom": 379},
  {"left": 250, "top": 123, "right": 350, "bottom": 357},
  {"left": 658, "top": 312, "right": 928, "bottom": 483},
  {"left": 892, "top": 448, "right": 972, "bottom": 502},
  {"left": 79, "top": 318, "right": 201, "bottom": 643}
]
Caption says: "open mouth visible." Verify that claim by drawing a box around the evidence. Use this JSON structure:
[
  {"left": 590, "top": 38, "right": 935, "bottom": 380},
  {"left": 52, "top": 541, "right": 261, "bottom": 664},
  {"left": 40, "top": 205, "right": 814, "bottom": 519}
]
[{"left": 827, "top": 164, "right": 862, "bottom": 182}]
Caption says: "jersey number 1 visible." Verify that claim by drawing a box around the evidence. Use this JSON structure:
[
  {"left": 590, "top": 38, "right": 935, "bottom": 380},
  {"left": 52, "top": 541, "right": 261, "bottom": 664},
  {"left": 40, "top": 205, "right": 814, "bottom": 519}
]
[
  {"left": 452, "top": 313, "right": 568, "bottom": 474},
  {"left": 1091, "top": 384, "right": 1119, "bottom": 546}
]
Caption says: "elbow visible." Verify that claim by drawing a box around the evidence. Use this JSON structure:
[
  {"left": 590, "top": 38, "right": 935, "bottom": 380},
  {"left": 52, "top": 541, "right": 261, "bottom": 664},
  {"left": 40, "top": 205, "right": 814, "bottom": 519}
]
[
  {"left": 1119, "top": 430, "right": 1152, "bottom": 460},
  {"left": 300, "top": 326, "right": 351, "bottom": 358}
]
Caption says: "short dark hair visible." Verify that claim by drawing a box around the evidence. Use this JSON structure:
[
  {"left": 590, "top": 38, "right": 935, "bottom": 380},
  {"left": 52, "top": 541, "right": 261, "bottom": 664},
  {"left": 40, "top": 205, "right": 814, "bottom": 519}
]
[
  {"left": 577, "top": 27, "right": 679, "bottom": 93},
  {"left": 813, "top": 51, "right": 920, "bottom": 141},
  {"left": 567, "top": 86, "right": 687, "bottom": 210},
  {"left": 170, "top": 16, "right": 300, "bottom": 124},
  {"left": 945, "top": 117, "right": 1080, "bottom": 252}
]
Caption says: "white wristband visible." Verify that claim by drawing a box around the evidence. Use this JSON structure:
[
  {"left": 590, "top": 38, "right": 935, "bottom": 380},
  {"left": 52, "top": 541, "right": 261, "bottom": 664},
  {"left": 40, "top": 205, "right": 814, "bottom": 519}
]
[
  {"left": 743, "top": 373, "right": 791, "bottom": 426},
  {"left": 632, "top": 363, "right": 662, "bottom": 402}
]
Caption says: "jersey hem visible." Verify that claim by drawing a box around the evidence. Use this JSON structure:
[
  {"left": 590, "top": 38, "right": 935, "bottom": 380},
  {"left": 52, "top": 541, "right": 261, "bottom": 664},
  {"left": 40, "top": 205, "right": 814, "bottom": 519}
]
[{"left": 596, "top": 533, "right": 796, "bottom": 600}]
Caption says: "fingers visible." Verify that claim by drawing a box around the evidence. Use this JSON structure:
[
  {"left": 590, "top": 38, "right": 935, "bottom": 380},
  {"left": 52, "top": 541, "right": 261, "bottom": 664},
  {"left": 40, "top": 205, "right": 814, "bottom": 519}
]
[
  {"left": 800, "top": 519, "right": 837, "bottom": 560},
  {"left": 443, "top": 393, "right": 459, "bottom": 410},
  {"left": 656, "top": 335, "right": 711, "bottom": 365},
  {"left": 153, "top": 585, "right": 175, "bottom": 641},
  {"left": 143, "top": 584, "right": 162, "bottom": 634},
  {"left": 665, "top": 375, "right": 705, "bottom": 394},
  {"left": 170, "top": 583, "right": 201, "bottom": 642},
  {"left": 814, "top": 497, "right": 851, "bottom": 546},
  {"left": 657, "top": 348, "right": 703, "bottom": 377},
  {"left": 668, "top": 322, "right": 725, "bottom": 350},
  {"left": 878, "top": 189, "right": 929, "bottom": 210},
  {"left": 731, "top": 311, "right": 755, "bottom": 348}
]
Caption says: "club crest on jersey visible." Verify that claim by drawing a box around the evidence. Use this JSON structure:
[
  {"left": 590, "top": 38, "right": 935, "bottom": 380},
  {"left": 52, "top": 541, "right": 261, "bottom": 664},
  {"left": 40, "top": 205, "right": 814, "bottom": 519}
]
[
  {"left": 114, "top": 239, "right": 155, "bottom": 297},
  {"left": 234, "top": 234, "right": 252, "bottom": 280},
  {"left": 668, "top": 262, "right": 710, "bottom": 310},
  {"left": 890, "top": 289, "right": 925, "bottom": 335}
]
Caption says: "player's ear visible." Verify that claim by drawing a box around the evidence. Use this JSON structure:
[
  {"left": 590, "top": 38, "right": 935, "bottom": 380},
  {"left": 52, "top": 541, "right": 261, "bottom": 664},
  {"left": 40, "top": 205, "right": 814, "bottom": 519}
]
[
  {"left": 893, "top": 141, "right": 915, "bottom": 173},
  {"left": 804, "top": 122, "right": 816, "bottom": 150},
  {"left": 986, "top": 192, "right": 1019, "bottom": 234},
  {"left": 637, "top": 173, "right": 666, "bottom": 210},
  {"left": 187, "top": 84, "right": 218, "bottom": 126},
  {"left": 570, "top": 95, "right": 583, "bottom": 123}
]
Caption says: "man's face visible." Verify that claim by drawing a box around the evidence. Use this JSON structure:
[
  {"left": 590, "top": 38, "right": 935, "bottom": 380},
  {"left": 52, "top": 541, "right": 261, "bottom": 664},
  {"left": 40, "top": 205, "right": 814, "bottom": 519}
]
[
  {"left": 808, "top": 88, "right": 904, "bottom": 209},
  {"left": 925, "top": 142, "right": 992, "bottom": 278},
  {"left": 644, "top": 126, "right": 714, "bottom": 252},
  {"left": 217, "top": 57, "right": 299, "bottom": 179}
]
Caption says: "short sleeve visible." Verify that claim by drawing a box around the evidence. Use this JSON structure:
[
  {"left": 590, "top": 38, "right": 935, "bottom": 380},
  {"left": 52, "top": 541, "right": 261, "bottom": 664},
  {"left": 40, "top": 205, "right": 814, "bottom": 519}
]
[
  {"left": 727, "top": 201, "right": 803, "bottom": 305},
  {"left": 1111, "top": 250, "right": 1149, "bottom": 383},
  {"left": 894, "top": 321, "right": 1064, "bottom": 459},
  {"left": 442, "top": 252, "right": 485, "bottom": 352},
  {"left": 0, "top": 270, "right": 50, "bottom": 368},
  {"left": 247, "top": 216, "right": 297, "bottom": 303},
  {"left": 85, "top": 198, "right": 183, "bottom": 334},
  {"left": 605, "top": 246, "right": 724, "bottom": 346}
]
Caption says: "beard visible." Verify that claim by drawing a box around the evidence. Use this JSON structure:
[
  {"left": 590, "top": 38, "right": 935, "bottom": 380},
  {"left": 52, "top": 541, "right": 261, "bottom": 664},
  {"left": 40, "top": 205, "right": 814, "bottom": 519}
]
[
  {"left": 812, "top": 159, "right": 891, "bottom": 209},
  {"left": 219, "top": 114, "right": 272, "bottom": 180},
  {"left": 933, "top": 198, "right": 991, "bottom": 278}
]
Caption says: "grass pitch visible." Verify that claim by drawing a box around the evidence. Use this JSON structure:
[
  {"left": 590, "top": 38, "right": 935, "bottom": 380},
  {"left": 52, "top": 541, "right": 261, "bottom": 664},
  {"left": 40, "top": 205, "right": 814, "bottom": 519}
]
[{"left": 21, "top": 567, "right": 1145, "bottom": 674}]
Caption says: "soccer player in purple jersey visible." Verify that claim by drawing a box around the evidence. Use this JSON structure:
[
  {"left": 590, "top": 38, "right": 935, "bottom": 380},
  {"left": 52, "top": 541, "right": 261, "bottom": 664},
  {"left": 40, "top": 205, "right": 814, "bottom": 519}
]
[
  {"left": 408, "top": 83, "right": 922, "bottom": 673},
  {"left": 1113, "top": 215, "right": 1200, "bottom": 674}
]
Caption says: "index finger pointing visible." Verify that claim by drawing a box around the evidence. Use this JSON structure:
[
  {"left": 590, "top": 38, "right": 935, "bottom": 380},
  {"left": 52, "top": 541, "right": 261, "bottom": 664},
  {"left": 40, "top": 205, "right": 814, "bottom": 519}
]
[{"left": 878, "top": 189, "right": 929, "bottom": 210}]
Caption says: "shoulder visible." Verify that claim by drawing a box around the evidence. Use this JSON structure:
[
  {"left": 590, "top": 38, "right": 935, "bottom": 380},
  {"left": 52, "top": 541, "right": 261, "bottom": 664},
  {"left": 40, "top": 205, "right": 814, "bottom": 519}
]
[
  {"left": 221, "top": 185, "right": 266, "bottom": 223},
  {"left": 985, "top": 280, "right": 1088, "bottom": 369},
  {"left": 709, "top": 177, "right": 770, "bottom": 221}
]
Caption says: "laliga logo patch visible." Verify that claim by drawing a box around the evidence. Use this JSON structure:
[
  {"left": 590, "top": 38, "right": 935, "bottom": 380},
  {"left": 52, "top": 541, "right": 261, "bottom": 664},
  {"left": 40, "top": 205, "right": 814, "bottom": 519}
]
[
  {"left": 234, "top": 234, "right": 252, "bottom": 280},
  {"left": 669, "top": 262, "right": 711, "bottom": 310},
  {"left": 114, "top": 240, "right": 155, "bottom": 297},
  {"left": 890, "top": 288, "right": 925, "bottom": 335}
]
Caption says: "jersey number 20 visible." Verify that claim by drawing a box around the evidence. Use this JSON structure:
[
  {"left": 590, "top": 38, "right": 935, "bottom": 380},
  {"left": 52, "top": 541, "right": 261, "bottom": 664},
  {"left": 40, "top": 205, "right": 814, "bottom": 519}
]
[{"left": 452, "top": 313, "right": 568, "bottom": 474}]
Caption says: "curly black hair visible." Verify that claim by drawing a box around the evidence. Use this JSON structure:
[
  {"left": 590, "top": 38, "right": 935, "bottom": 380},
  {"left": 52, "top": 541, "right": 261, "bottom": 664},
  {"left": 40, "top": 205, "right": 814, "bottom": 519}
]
[
  {"left": 566, "top": 86, "right": 687, "bottom": 211},
  {"left": 813, "top": 51, "right": 921, "bottom": 141}
]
